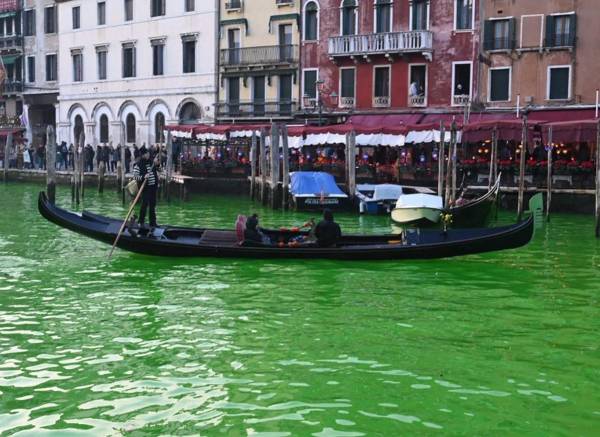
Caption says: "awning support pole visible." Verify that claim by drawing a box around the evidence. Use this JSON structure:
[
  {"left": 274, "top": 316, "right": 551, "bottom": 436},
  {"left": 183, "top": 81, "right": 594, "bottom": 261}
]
[
  {"left": 517, "top": 114, "right": 528, "bottom": 220},
  {"left": 437, "top": 121, "right": 445, "bottom": 196},
  {"left": 546, "top": 126, "right": 553, "bottom": 221}
]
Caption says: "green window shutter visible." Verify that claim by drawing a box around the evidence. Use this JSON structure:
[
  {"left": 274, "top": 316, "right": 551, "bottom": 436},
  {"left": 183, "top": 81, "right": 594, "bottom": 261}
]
[
  {"left": 545, "top": 15, "right": 555, "bottom": 47},
  {"left": 568, "top": 14, "right": 577, "bottom": 46},
  {"left": 483, "top": 20, "right": 493, "bottom": 51}
]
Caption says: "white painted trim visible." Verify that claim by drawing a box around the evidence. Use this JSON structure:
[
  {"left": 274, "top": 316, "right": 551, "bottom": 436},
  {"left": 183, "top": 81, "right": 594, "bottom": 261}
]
[
  {"left": 489, "top": 16, "right": 513, "bottom": 21},
  {"left": 301, "top": 68, "right": 319, "bottom": 108},
  {"left": 409, "top": 0, "right": 429, "bottom": 31},
  {"left": 550, "top": 11, "right": 575, "bottom": 16},
  {"left": 519, "top": 14, "right": 544, "bottom": 49},
  {"left": 408, "top": 63, "right": 428, "bottom": 105},
  {"left": 451, "top": 60, "right": 472, "bottom": 106},
  {"left": 487, "top": 66, "right": 512, "bottom": 103},
  {"left": 372, "top": 64, "right": 391, "bottom": 98},
  {"left": 546, "top": 65, "right": 572, "bottom": 101},
  {"left": 453, "top": 0, "right": 475, "bottom": 31},
  {"left": 339, "top": 0, "right": 359, "bottom": 36},
  {"left": 338, "top": 66, "right": 356, "bottom": 107},
  {"left": 373, "top": 0, "right": 394, "bottom": 33},
  {"left": 303, "top": 0, "right": 320, "bottom": 41}
]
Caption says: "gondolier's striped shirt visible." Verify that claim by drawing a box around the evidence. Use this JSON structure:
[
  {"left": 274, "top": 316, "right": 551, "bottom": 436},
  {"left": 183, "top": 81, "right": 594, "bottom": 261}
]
[{"left": 133, "top": 160, "right": 158, "bottom": 187}]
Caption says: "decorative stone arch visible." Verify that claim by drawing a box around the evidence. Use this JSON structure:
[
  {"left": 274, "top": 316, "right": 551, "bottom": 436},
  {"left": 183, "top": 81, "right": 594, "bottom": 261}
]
[
  {"left": 91, "top": 102, "right": 114, "bottom": 144},
  {"left": 146, "top": 99, "right": 172, "bottom": 144},
  {"left": 118, "top": 100, "right": 143, "bottom": 145},
  {"left": 175, "top": 97, "right": 203, "bottom": 124},
  {"left": 117, "top": 100, "right": 142, "bottom": 121},
  {"left": 67, "top": 103, "right": 89, "bottom": 145}
]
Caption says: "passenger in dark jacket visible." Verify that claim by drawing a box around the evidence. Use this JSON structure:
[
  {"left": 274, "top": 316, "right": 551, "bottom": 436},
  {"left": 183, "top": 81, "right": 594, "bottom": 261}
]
[
  {"left": 244, "top": 214, "right": 269, "bottom": 244},
  {"left": 315, "top": 209, "right": 342, "bottom": 247}
]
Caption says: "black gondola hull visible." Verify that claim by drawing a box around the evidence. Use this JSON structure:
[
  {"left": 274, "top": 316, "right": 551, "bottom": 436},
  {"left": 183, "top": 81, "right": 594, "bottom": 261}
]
[{"left": 38, "top": 192, "right": 534, "bottom": 260}]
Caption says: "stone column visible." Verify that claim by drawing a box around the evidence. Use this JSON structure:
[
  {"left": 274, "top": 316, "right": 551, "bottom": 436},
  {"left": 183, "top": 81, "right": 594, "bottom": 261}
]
[
  {"left": 84, "top": 122, "right": 96, "bottom": 146},
  {"left": 138, "top": 120, "right": 151, "bottom": 147},
  {"left": 58, "top": 122, "right": 71, "bottom": 147}
]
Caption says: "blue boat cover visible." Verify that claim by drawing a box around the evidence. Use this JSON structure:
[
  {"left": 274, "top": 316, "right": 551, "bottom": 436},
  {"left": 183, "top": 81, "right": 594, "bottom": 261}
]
[{"left": 290, "top": 172, "right": 347, "bottom": 196}]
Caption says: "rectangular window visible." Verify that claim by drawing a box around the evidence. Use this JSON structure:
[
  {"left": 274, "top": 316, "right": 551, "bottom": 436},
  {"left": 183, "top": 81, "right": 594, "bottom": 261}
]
[
  {"left": 253, "top": 76, "right": 265, "bottom": 116},
  {"left": 24, "top": 9, "right": 36, "bottom": 36},
  {"left": 375, "top": 0, "right": 391, "bottom": 33},
  {"left": 409, "top": 64, "right": 427, "bottom": 106},
  {"left": 72, "top": 6, "right": 80, "bottom": 29},
  {"left": 489, "top": 68, "right": 510, "bottom": 102},
  {"left": 46, "top": 54, "right": 57, "bottom": 81},
  {"left": 227, "top": 77, "right": 240, "bottom": 116},
  {"left": 124, "top": 0, "right": 133, "bottom": 21},
  {"left": 182, "top": 39, "right": 196, "bottom": 73},
  {"left": 340, "top": 68, "right": 355, "bottom": 107},
  {"left": 452, "top": 62, "right": 471, "bottom": 105},
  {"left": 72, "top": 52, "right": 83, "bottom": 82},
  {"left": 98, "top": 2, "right": 106, "bottom": 25},
  {"left": 303, "top": 69, "right": 318, "bottom": 104},
  {"left": 27, "top": 56, "right": 35, "bottom": 83},
  {"left": 484, "top": 19, "right": 514, "bottom": 50},
  {"left": 122, "top": 44, "right": 136, "bottom": 78},
  {"left": 97, "top": 49, "right": 107, "bottom": 80},
  {"left": 151, "top": 0, "right": 166, "bottom": 17},
  {"left": 455, "top": 0, "right": 473, "bottom": 30},
  {"left": 227, "top": 28, "right": 241, "bottom": 64},
  {"left": 548, "top": 66, "right": 570, "bottom": 100},
  {"left": 411, "top": 0, "right": 429, "bottom": 31},
  {"left": 45, "top": 6, "right": 56, "bottom": 34},
  {"left": 185, "top": 0, "right": 195, "bottom": 12},
  {"left": 152, "top": 41, "right": 164, "bottom": 76},
  {"left": 546, "top": 14, "right": 576, "bottom": 47},
  {"left": 6, "top": 16, "right": 13, "bottom": 35},
  {"left": 279, "top": 74, "right": 293, "bottom": 115}
]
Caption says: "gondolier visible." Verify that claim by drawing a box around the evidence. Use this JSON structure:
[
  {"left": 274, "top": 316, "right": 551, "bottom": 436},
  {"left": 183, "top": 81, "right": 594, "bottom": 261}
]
[{"left": 133, "top": 146, "right": 160, "bottom": 229}]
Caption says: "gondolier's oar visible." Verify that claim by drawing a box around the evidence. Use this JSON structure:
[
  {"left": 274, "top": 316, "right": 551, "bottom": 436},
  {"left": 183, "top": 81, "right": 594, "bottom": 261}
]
[{"left": 108, "top": 177, "right": 147, "bottom": 259}]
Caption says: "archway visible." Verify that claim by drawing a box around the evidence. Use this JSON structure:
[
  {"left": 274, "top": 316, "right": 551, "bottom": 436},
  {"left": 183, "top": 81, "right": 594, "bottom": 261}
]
[
  {"left": 74, "top": 115, "right": 84, "bottom": 144},
  {"left": 99, "top": 114, "right": 109, "bottom": 143},
  {"left": 179, "top": 101, "right": 201, "bottom": 124},
  {"left": 126, "top": 114, "right": 136, "bottom": 143},
  {"left": 155, "top": 112, "right": 165, "bottom": 144}
]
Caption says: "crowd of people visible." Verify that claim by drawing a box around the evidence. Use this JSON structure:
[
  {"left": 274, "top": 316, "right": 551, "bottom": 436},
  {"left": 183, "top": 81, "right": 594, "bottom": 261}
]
[{"left": 0, "top": 140, "right": 169, "bottom": 175}]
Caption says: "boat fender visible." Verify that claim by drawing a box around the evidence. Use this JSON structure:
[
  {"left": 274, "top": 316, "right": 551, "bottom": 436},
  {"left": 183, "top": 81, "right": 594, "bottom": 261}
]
[{"left": 359, "top": 202, "right": 366, "bottom": 214}]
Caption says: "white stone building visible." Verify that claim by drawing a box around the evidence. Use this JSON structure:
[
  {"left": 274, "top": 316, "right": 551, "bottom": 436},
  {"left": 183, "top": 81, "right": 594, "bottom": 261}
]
[{"left": 55, "top": 0, "right": 218, "bottom": 147}]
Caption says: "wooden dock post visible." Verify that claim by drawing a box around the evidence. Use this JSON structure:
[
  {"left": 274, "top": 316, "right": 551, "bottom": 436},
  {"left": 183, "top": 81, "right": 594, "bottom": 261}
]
[
  {"left": 437, "top": 121, "right": 445, "bottom": 196},
  {"left": 450, "top": 121, "right": 458, "bottom": 204},
  {"left": 250, "top": 132, "right": 257, "bottom": 200},
  {"left": 595, "top": 119, "right": 600, "bottom": 237},
  {"left": 346, "top": 130, "right": 357, "bottom": 200},
  {"left": 119, "top": 143, "right": 126, "bottom": 203},
  {"left": 281, "top": 124, "right": 290, "bottom": 209},
  {"left": 166, "top": 131, "right": 173, "bottom": 202},
  {"left": 259, "top": 128, "right": 267, "bottom": 204},
  {"left": 79, "top": 132, "right": 85, "bottom": 201},
  {"left": 46, "top": 126, "right": 57, "bottom": 204},
  {"left": 517, "top": 114, "right": 528, "bottom": 220},
  {"left": 546, "top": 126, "right": 553, "bottom": 221},
  {"left": 488, "top": 128, "right": 497, "bottom": 189},
  {"left": 98, "top": 159, "right": 106, "bottom": 193},
  {"left": 3, "top": 132, "right": 11, "bottom": 183},
  {"left": 269, "top": 123, "right": 280, "bottom": 209},
  {"left": 444, "top": 120, "right": 456, "bottom": 206}
]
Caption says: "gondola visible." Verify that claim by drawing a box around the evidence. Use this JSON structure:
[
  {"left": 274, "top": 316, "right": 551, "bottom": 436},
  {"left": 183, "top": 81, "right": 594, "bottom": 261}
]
[
  {"left": 449, "top": 174, "right": 501, "bottom": 228},
  {"left": 38, "top": 192, "right": 534, "bottom": 260}
]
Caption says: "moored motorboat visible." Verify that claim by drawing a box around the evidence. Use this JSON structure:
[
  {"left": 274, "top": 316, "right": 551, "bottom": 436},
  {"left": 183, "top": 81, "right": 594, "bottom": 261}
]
[
  {"left": 38, "top": 192, "right": 534, "bottom": 260},
  {"left": 356, "top": 184, "right": 436, "bottom": 215},
  {"left": 289, "top": 171, "right": 349, "bottom": 211},
  {"left": 391, "top": 193, "right": 444, "bottom": 226}
]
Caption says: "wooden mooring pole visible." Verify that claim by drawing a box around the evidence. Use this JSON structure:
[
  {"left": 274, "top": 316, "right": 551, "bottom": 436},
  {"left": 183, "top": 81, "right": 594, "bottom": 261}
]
[
  {"left": 269, "top": 123, "right": 280, "bottom": 209},
  {"left": 45, "top": 126, "right": 57, "bottom": 204},
  {"left": 488, "top": 128, "right": 497, "bottom": 189},
  {"left": 450, "top": 121, "right": 458, "bottom": 204},
  {"left": 259, "top": 128, "right": 267, "bottom": 204},
  {"left": 444, "top": 122, "right": 454, "bottom": 207},
  {"left": 166, "top": 131, "right": 173, "bottom": 202},
  {"left": 437, "top": 122, "right": 445, "bottom": 196},
  {"left": 346, "top": 130, "right": 356, "bottom": 200},
  {"left": 595, "top": 119, "right": 600, "bottom": 237},
  {"left": 517, "top": 114, "right": 528, "bottom": 220},
  {"left": 119, "top": 143, "right": 126, "bottom": 203},
  {"left": 3, "top": 132, "right": 12, "bottom": 183},
  {"left": 280, "top": 124, "right": 290, "bottom": 210},
  {"left": 79, "top": 132, "right": 85, "bottom": 201},
  {"left": 546, "top": 126, "right": 553, "bottom": 221},
  {"left": 250, "top": 132, "right": 257, "bottom": 200}
]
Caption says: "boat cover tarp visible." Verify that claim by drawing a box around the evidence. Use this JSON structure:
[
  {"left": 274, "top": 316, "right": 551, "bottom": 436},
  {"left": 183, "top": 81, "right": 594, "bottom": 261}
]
[
  {"left": 357, "top": 184, "right": 404, "bottom": 201},
  {"left": 395, "top": 193, "right": 443, "bottom": 209},
  {"left": 290, "top": 172, "right": 348, "bottom": 198}
]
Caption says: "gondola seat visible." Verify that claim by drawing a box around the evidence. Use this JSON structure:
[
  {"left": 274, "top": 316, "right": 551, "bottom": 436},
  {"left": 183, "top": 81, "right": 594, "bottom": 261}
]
[{"left": 199, "top": 230, "right": 239, "bottom": 246}]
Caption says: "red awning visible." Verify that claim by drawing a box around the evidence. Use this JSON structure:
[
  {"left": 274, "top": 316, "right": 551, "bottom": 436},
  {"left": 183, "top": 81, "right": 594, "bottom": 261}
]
[
  {"left": 0, "top": 128, "right": 24, "bottom": 138},
  {"left": 529, "top": 109, "right": 597, "bottom": 123},
  {"left": 418, "top": 113, "right": 464, "bottom": 130},
  {"left": 462, "top": 119, "right": 538, "bottom": 143},
  {"left": 543, "top": 119, "right": 599, "bottom": 144},
  {"left": 346, "top": 113, "right": 425, "bottom": 128}
]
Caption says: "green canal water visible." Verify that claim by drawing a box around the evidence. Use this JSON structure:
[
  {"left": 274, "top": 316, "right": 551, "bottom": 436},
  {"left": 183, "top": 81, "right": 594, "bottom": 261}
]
[{"left": 0, "top": 183, "right": 599, "bottom": 436}]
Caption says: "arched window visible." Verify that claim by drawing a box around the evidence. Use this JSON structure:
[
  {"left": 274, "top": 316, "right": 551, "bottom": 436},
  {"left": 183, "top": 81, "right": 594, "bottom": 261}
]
[
  {"left": 99, "top": 114, "right": 109, "bottom": 143},
  {"left": 304, "top": 1, "right": 319, "bottom": 41},
  {"left": 74, "top": 115, "right": 83, "bottom": 144},
  {"left": 341, "top": 0, "right": 358, "bottom": 36},
  {"left": 179, "top": 101, "right": 201, "bottom": 124},
  {"left": 155, "top": 112, "right": 165, "bottom": 144},
  {"left": 126, "top": 113, "right": 136, "bottom": 143},
  {"left": 375, "top": 0, "right": 392, "bottom": 33}
]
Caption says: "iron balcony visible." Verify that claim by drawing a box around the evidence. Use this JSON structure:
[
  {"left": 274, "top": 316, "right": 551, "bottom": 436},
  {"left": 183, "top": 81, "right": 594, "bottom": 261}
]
[
  {"left": 220, "top": 45, "right": 298, "bottom": 68},
  {"left": 216, "top": 100, "right": 298, "bottom": 118}
]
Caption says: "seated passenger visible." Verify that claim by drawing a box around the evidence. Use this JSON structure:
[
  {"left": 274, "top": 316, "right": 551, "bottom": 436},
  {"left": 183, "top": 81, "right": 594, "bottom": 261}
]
[
  {"left": 244, "top": 214, "right": 271, "bottom": 245},
  {"left": 315, "top": 209, "right": 342, "bottom": 247}
]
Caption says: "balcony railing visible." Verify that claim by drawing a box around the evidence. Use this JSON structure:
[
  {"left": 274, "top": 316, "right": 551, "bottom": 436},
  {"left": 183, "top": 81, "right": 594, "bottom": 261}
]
[
  {"left": 217, "top": 100, "right": 298, "bottom": 118},
  {"left": 225, "top": 0, "right": 242, "bottom": 10},
  {"left": 339, "top": 96, "right": 355, "bottom": 108},
  {"left": 373, "top": 96, "right": 390, "bottom": 108},
  {"left": 3, "top": 81, "right": 23, "bottom": 93},
  {"left": 329, "top": 31, "right": 432, "bottom": 57},
  {"left": 453, "top": 94, "right": 470, "bottom": 106},
  {"left": 220, "top": 45, "right": 298, "bottom": 67},
  {"left": 409, "top": 95, "right": 426, "bottom": 107},
  {"left": 0, "top": 35, "right": 22, "bottom": 51}
]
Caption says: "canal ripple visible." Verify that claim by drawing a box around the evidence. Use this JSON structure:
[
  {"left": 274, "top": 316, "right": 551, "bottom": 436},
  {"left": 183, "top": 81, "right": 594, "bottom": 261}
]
[{"left": 0, "top": 183, "right": 599, "bottom": 435}]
